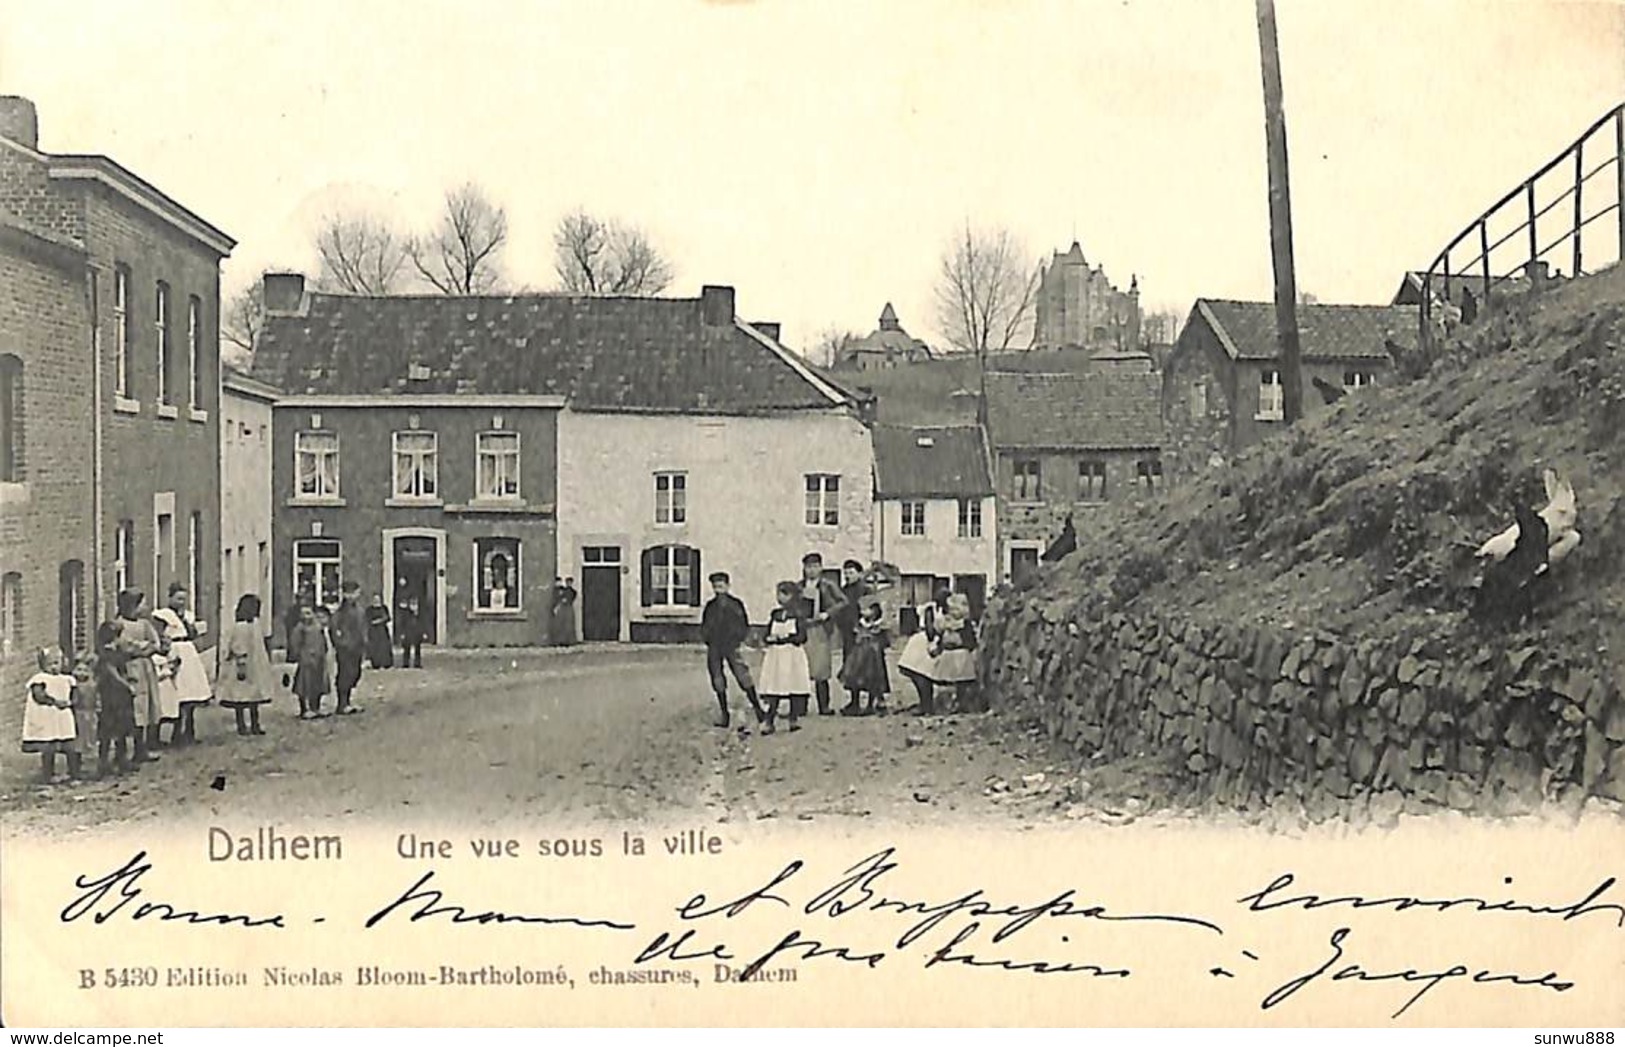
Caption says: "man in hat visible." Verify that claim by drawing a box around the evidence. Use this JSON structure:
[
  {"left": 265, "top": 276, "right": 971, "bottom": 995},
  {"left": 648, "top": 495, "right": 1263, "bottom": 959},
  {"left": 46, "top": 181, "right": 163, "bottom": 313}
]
[
  {"left": 798, "top": 552, "right": 851, "bottom": 717},
  {"left": 330, "top": 580, "right": 368, "bottom": 715},
  {"left": 700, "top": 571, "right": 761, "bottom": 728}
]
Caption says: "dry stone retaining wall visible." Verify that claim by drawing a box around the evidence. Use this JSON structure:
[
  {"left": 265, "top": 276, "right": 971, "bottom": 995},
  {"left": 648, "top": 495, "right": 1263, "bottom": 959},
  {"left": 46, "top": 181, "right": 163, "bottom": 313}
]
[{"left": 980, "top": 598, "right": 1625, "bottom": 813}]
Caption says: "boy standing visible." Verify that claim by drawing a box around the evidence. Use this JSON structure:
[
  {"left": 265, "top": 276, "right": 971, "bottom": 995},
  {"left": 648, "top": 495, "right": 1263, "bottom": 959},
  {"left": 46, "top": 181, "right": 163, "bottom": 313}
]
[
  {"left": 700, "top": 572, "right": 761, "bottom": 728},
  {"left": 331, "top": 580, "right": 368, "bottom": 715},
  {"left": 798, "top": 552, "right": 851, "bottom": 717}
]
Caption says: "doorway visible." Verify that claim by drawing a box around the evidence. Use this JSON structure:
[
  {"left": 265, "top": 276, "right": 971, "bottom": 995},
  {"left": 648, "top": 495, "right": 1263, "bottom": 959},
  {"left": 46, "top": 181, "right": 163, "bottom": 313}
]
[
  {"left": 580, "top": 545, "right": 622, "bottom": 642},
  {"left": 953, "top": 573, "right": 987, "bottom": 620},
  {"left": 393, "top": 535, "right": 439, "bottom": 645},
  {"left": 1010, "top": 546, "right": 1040, "bottom": 585}
]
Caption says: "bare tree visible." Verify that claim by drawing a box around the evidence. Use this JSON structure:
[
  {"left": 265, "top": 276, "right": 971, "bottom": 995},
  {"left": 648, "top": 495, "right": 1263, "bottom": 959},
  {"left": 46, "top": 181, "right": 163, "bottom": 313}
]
[
  {"left": 933, "top": 224, "right": 1039, "bottom": 359},
  {"left": 1141, "top": 308, "right": 1184, "bottom": 345},
  {"left": 812, "top": 327, "right": 861, "bottom": 368},
  {"left": 410, "top": 183, "right": 509, "bottom": 295},
  {"left": 314, "top": 211, "right": 411, "bottom": 294},
  {"left": 552, "top": 210, "right": 674, "bottom": 295},
  {"left": 222, "top": 280, "right": 265, "bottom": 363}
]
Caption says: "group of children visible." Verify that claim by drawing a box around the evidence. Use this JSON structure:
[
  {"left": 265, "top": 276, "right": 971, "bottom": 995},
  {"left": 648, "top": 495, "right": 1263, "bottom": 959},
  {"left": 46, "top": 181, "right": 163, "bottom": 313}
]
[
  {"left": 699, "top": 554, "right": 981, "bottom": 737},
  {"left": 21, "top": 584, "right": 279, "bottom": 785}
]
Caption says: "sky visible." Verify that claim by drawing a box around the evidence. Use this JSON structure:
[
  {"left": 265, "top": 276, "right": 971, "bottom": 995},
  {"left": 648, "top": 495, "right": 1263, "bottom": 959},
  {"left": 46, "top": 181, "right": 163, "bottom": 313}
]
[{"left": 2, "top": 0, "right": 1622, "bottom": 351}]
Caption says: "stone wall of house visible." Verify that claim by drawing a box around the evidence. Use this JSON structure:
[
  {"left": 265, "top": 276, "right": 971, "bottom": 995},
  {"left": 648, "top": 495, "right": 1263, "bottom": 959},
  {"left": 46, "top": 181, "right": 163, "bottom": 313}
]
[{"left": 980, "top": 602, "right": 1625, "bottom": 813}]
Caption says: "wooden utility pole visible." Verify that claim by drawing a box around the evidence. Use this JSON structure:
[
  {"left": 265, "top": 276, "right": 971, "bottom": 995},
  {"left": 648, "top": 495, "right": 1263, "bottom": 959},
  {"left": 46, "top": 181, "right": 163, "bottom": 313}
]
[{"left": 1256, "top": 0, "right": 1304, "bottom": 424}]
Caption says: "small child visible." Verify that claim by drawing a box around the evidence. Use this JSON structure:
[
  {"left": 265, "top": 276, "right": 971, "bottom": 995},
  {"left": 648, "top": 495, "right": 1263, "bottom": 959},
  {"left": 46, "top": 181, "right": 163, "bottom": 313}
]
[
  {"left": 290, "top": 605, "right": 331, "bottom": 719},
  {"left": 756, "top": 581, "right": 811, "bottom": 735},
  {"left": 68, "top": 651, "right": 99, "bottom": 780},
  {"left": 94, "top": 620, "right": 137, "bottom": 777},
  {"left": 22, "top": 646, "right": 77, "bottom": 783},
  {"left": 928, "top": 593, "right": 981, "bottom": 713},
  {"left": 838, "top": 600, "right": 891, "bottom": 716}
]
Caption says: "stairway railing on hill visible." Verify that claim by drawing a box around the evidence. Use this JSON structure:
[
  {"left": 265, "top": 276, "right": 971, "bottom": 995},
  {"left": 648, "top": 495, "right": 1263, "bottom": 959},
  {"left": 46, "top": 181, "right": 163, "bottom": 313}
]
[{"left": 1419, "top": 103, "right": 1625, "bottom": 354}]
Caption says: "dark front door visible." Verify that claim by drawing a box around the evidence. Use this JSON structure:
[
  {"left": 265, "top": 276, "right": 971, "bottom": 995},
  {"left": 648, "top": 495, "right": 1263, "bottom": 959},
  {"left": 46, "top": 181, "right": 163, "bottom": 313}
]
[
  {"left": 394, "top": 536, "right": 438, "bottom": 644},
  {"left": 581, "top": 545, "right": 622, "bottom": 642},
  {"left": 954, "top": 573, "right": 987, "bottom": 620},
  {"left": 1011, "top": 547, "right": 1039, "bottom": 585}
]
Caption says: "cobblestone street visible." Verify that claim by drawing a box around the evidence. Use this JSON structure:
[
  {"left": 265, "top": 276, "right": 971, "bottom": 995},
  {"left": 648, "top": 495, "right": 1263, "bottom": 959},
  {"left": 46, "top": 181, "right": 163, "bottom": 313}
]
[{"left": 1, "top": 646, "right": 1171, "bottom": 838}]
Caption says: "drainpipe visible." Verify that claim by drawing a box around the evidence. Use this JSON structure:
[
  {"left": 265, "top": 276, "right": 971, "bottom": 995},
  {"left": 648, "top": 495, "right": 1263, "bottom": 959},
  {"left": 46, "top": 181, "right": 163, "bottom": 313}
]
[{"left": 89, "top": 266, "right": 104, "bottom": 620}]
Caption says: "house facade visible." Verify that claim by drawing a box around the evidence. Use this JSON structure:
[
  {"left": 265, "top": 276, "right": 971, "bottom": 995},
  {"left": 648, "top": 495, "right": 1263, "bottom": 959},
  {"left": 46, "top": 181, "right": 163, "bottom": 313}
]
[
  {"left": 870, "top": 424, "right": 997, "bottom": 620},
  {"left": 1162, "top": 299, "right": 1418, "bottom": 481},
  {"left": 254, "top": 278, "right": 872, "bottom": 647},
  {"left": 1, "top": 96, "right": 231, "bottom": 715},
  {"left": 221, "top": 368, "right": 277, "bottom": 639},
  {"left": 985, "top": 371, "right": 1165, "bottom": 582}
]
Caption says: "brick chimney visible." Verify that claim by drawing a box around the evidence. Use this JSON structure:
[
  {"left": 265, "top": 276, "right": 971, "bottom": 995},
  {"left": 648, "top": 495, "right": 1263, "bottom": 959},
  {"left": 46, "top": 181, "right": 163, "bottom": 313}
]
[
  {"left": 700, "top": 285, "right": 735, "bottom": 327},
  {"left": 263, "top": 272, "right": 307, "bottom": 314},
  {"left": 752, "top": 321, "right": 781, "bottom": 342},
  {"left": 0, "top": 96, "right": 39, "bottom": 149}
]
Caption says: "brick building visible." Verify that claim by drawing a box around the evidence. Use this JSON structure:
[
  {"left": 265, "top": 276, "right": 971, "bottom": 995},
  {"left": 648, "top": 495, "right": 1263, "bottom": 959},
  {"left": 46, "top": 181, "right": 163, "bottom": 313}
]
[
  {"left": 1, "top": 96, "right": 232, "bottom": 717},
  {"left": 984, "top": 370, "right": 1164, "bottom": 582},
  {"left": 253, "top": 277, "right": 872, "bottom": 647},
  {"left": 1161, "top": 299, "right": 1418, "bottom": 481}
]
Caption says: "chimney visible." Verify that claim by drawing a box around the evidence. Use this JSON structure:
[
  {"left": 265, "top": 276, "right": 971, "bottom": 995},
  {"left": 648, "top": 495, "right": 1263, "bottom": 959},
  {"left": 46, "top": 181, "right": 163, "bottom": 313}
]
[
  {"left": 0, "top": 96, "right": 39, "bottom": 149},
  {"left": 1524, "top": 260, "right": 1551, "bottom": 286},
  {"left": 700, "top": 285, "right": 735, "bottom": 327},
  {"left": 752, "top": 321, "right": 781, "bottom": 342},
  {"left": 263, "top": 272, "right": 307, "bottom": 314}
]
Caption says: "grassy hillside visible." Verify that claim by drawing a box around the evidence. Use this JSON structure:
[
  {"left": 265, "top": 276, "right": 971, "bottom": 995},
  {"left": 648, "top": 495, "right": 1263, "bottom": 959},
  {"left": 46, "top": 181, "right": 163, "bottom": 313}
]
[{"left": 1007, "top": 268, "right": 1625, "bottom": 658}]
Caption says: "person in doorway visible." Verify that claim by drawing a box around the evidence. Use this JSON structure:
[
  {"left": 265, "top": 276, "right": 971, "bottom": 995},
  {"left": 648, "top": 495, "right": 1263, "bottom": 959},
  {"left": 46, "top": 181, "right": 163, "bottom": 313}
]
[
  {"left": 217, "top": 594, "right": 274, "bottom": 736},
  {"left": 397, "top": 593, "right": 424, "bottom": 669},
  {"left": 757, "top": 581, "right": 810, "bottom": 735},
  {"left": 552, "top": 578, "right": 579, "bottom": 646},
  {"left": 153, "top": 582, "right": 212, "bottom": 745},
  {"left": 331, "top": 581, "right": 368, "bottom": 715},
  {"left": 700, "top": 571, "right": 761, "bottom": 729},
  {"left": 290, "top": 605, "right": 330, "bottom": 719},
  {"left": 366, "top": 594, "right": 394, "bottom": 669},
  {"left": 797, "top": 552, "right": 850, "bottom": 717}
]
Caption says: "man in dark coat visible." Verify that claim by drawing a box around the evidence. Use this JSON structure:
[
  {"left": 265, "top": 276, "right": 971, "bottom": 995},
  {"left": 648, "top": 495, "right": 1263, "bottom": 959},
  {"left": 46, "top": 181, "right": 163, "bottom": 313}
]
[
  {"left": 700, "top": 571, "right": 761, "bottom": 729},
  {"left": 798, "top": 552, "right": 851, "bottom": 716},
  {"left": 836, "top": 559, "right": 868, "bottom": 715},
  {"left": 330, "top": 581, "right": 368, "bottom": 714}
]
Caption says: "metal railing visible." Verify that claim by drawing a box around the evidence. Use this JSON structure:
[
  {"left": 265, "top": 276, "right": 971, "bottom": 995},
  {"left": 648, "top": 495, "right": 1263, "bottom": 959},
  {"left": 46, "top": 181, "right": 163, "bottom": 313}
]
[{"left": 1419, "top": 103, "right": 1625, "bottom": 353}]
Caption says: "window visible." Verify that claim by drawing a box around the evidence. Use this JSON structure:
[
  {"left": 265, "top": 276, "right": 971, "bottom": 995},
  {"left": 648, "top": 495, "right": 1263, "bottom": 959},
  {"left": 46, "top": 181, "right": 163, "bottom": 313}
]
[
  {"left": 1078, "top": 458, "right": 1107, "bottom": 502},
  {"left": 1010, "top": 546, "right": 1040, "bottom": 582},
  {"left": 654, "top": 471, "right": 687, "bottom": 525},
  {"left": 901, "top": 500, "right": 926, "bottom": 536},
  {"left": 114, "top": 519, "right": 135, "bottom": 595},
  {"left": 392, "top": 431, "right": 438, "bottom": 500},
  {"left": 58, "top": 560, "right": 86, "bottom": 655},
  {"left": 1190, "top": 380, "right": 1208, "bottom": 421},
  {"left": 1258, "top": 369, "right": 1284, "bottom": 421},
  {"left": 188, "top": 296, "right": 203, "bottom": 408},
  {"left": 957, "top": 498, "right": 982, "bottom": 539},
  {"left": 114, "top": 265, "right": 131, "bottom": 398},
  {"left": 0, "top": 354, "right": 20, "bottom": 482},
  {"left": 295, "top": 431, "right": 340, "bottom": 499},
  {"left": 189, "top": 511, "right": 204, "bottom": 600},
  {"left": 474, "top": 537, "right": 522, "bottom": 612},
  {"left": 0, "top": 572, "right": 19, "bottom": 663},
  {"left": 1013, "top": 458, "right": 1042, "bottom": 502},
  {"left": 641, "top": 545, "right": 701, "bottom": 607},
  {"left": 155, "top": 512, "right": 174, "bottom": 593},
  {"left": 155, "top": 282, "right": 171, "bottom": 406},
  {"left": 293, "top": 539, "right": 342, "bottom": 607},
  {"left": 804, "top": 474, "right": 840, "bottom": 526},
  {"left": 1137, "top": 457, "right": 1163, "bottom": 492},
  {"left": 476, "top": 432, "right": 521, "bottom": 500},
  {"left": 1344, "top": 369, "right": 1375, "bottom": 390}
]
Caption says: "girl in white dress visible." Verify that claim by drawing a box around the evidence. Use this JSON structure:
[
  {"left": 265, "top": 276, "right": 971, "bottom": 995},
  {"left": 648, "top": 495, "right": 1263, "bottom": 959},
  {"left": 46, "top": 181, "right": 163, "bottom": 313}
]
[
  {"left": 22, "top": 646, "right": 77, "bottom": 783},
  {"left": 757, "top": 581, "right": 810, "bottom": 735},
  {"left": 152, "top": 582, "right": 212, "bottom": 745},
  {"left": 897, "top": 587, "right": 949, "bottom": 714}
]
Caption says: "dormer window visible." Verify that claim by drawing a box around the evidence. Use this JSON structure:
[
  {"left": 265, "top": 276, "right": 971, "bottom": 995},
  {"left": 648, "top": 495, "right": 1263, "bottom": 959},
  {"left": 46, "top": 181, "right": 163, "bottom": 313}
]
[{"left": 408, "top": 364, "right": 431, "bottom": 381}]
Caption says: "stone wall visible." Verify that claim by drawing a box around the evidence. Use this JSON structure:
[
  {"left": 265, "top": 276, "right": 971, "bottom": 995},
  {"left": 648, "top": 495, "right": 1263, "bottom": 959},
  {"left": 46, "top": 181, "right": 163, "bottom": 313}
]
[{"left": 980, "top": 599, "right": 1625, "bottom": 813}]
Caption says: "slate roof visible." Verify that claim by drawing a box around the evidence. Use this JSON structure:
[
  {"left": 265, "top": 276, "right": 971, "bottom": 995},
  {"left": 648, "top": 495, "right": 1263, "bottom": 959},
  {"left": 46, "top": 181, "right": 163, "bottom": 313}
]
[
  {"left": 872, "top": 424, "right": 993, "bottom": 499},
  {"left": 252, "top": 291, "right": 852, "bottom": 413},
  {"left": 1392, "top": 270, "right": 1533, "bottom": 306},
  {"left": 984, "top": 371, "right": 1163, "bottom": 450},
  {"left": 1194, "top": 299, "right": 1419, "bottom": 362}
]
